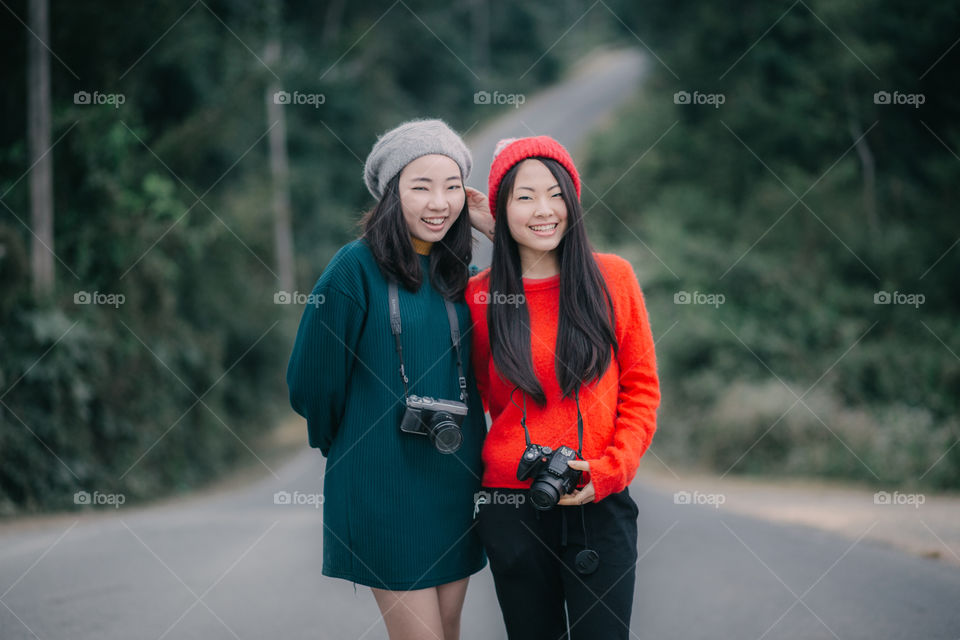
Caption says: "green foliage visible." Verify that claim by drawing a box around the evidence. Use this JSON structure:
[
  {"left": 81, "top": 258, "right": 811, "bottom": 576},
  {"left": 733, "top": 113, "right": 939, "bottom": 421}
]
[
  {"left": 0, "top": 0, "right": 588, "bottom": 512},
  {"left": 587, "top": 0, "right": 960, "bottom": 488}
]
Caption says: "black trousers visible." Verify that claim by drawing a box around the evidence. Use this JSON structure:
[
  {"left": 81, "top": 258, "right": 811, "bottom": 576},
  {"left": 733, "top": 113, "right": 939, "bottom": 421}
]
[{"left": 476, "top": 487, "right": 639, "bottom": 640}]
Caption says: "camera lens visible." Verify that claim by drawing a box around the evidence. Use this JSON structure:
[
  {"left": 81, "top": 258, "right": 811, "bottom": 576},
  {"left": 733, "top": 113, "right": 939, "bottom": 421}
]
[
  {"left": 529, "top": 480, "right": 562, "bottom": 510},
  {"left": 428, "top": 412, "right": 463, "bottom": 454}
]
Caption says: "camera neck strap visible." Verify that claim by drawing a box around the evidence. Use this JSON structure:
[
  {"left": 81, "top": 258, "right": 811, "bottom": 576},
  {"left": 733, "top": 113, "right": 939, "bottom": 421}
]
[
  {"left": 388, "top": 281, "right": 468, "bottom": 403},
  {"left": 512, "top": 385, "right": 584, "bottom": 457}
]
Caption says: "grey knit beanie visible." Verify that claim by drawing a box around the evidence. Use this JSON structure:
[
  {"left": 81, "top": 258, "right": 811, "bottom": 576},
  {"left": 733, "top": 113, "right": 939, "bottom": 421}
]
[{"left": 363, "top": 119, "right": 472, "bottom": 200}]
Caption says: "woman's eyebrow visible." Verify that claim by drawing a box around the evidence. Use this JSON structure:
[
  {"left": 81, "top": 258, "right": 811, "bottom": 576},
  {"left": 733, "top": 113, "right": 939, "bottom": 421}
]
[{"left": 516, "top": 184, "right": 560, "bottom": 191}]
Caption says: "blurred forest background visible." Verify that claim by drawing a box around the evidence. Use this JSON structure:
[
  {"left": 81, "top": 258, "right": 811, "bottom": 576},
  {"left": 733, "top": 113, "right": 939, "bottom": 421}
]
[
  {"left": 0, "top": 0, "right": 957, "bottom": 514},
  {"left": 581, "top": 1, "right": 959, "bottom": 490}
]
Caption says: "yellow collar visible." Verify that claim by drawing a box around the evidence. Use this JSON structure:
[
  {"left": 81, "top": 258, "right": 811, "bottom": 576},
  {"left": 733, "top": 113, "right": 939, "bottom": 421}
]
[{"left": 410, "top": 236, "right": 433, "bottom": 256}]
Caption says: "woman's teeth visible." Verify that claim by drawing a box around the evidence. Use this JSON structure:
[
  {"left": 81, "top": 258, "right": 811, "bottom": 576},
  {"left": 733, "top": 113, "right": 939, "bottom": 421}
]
[
  {"left": 530, "top": 223, "right": 558, "bottom": 232},
  {"left": 422, "top": 217, "right": 446, "bottom": 226}
]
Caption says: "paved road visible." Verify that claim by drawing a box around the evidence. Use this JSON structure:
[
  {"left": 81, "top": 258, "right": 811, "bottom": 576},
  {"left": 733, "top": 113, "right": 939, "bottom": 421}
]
[
  {"left": 4, "top": 48, "right": 960, "bottom": 639},
  {"left": 3, "top": 447, "right": 959, "bottom": 639}
]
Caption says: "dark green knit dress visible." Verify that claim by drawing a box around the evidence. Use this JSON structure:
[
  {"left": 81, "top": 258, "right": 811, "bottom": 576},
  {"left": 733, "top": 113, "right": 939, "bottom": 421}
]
[{"left": 286, "top": 239, "right": 486, "bottom": 589}]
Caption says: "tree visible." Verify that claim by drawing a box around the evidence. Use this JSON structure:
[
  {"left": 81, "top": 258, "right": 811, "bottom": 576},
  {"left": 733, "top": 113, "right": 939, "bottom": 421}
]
[
  {"left": 264, "top": 0, "right": 294, "bottom": 293},
  {"left": 27, "top": 0, "right": 53, "bottom": 299}
]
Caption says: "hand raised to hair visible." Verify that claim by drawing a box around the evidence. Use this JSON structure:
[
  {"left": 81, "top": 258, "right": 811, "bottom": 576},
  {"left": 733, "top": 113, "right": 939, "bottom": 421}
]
[
  {"left": 465, "top": 187, "right": 495, "bottom": 240},
  {"left": 557, "top": 460, "right": 595, "bottom": 506}
]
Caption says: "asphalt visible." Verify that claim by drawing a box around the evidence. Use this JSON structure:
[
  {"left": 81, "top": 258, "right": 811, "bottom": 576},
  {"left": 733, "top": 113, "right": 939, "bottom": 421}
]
[{"left": 3, "top": 446, "right": 959, "bottom": 639}]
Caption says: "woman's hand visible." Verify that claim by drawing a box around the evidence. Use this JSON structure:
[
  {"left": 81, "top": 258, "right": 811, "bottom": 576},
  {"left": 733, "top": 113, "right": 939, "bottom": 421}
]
[
  {"left": 465, "top": 187, "right": 495, "bottom": 240},
  {"left": 557, "top": 459, "right": 595, "bottom": 506}
]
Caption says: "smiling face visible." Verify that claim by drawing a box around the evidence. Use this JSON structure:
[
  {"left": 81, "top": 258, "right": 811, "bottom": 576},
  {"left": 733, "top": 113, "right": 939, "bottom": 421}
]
[
  {"left": 397, "top": 154, "right": 465, "bottom": 243},
  {"left": 505, "top": 159, "right": 568, "bottom": 276}
]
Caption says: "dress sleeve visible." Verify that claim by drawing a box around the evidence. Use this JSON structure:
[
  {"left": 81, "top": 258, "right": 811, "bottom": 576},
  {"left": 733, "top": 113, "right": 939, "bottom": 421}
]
[
  {"left": 286, "top": 279, "right": 365, "bottom": 457},
  {"left": 588, "top": 258, "right": 661, "bottom": 502}
]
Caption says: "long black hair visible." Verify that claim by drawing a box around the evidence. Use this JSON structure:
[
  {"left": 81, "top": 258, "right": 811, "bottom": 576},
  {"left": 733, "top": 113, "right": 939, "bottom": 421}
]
[
  {"left": 488, "top": 157, "right": 617, "bottom": 404},
  {"left": 361, "top": 173, "right": 473, "bottom": 300}
]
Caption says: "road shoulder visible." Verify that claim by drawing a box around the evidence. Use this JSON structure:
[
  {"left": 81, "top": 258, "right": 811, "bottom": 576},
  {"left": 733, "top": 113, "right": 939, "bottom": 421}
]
[{"left": 634, "top": 463, "right": 960, "bottom": 567}]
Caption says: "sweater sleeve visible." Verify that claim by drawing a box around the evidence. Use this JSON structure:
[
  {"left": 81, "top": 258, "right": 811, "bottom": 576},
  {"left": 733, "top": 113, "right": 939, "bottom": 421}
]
[
  {"left": 587, "top": 258, "right": 661, "bottom": 502},
  {"left": 286, "top": 277, "right": 365, "bottom": 457}
]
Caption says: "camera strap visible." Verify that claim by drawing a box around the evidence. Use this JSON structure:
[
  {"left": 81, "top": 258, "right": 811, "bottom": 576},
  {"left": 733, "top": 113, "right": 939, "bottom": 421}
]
[
  {"left": 511, "top": 385, "right": 598, "bottom": 574},
  {"left": 388, "top": 282, "right": 468, "bottom": 403},
  {"left": 511, "top": 385, "right": 584, "bottom": 457}
]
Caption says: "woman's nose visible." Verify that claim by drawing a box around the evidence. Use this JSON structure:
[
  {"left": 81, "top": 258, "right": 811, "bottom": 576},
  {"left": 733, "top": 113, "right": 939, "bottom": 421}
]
[{"left": 428, "top": 189, "right": 447, "bottom": 210}]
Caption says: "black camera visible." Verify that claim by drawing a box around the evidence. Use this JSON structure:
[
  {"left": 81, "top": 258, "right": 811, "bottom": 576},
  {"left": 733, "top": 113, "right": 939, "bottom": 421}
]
[
  {"left": 516, "top": 444, "right": 582, "bottom": 510},
  {"left": 399, "top": 395, "right": 467, "bottom": 454}
]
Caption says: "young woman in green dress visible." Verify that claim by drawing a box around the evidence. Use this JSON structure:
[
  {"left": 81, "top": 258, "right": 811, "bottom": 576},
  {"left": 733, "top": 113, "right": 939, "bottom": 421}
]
[{"left": 287, "top": 119, "right": 494, "bottom": 640}]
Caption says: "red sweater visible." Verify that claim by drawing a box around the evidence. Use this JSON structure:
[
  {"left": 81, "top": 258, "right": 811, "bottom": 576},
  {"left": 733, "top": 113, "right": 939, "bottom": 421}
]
[{"left": 466, "top": 253, "right": 660, "bottom": 502}]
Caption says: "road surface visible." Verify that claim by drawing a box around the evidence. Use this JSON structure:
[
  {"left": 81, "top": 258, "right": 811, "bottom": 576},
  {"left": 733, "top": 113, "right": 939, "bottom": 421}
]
[{"left": 2, "top": 445, "right": 959, "bottom": 639}]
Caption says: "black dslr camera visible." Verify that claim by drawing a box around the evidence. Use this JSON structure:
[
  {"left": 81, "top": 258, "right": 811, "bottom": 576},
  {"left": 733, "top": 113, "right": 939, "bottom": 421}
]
[
  {"left": 399, "top": 395, "right": 467, "bottom": 454},
  {"left": 516, "top": 444, "right": 582, "bottom": 510}
]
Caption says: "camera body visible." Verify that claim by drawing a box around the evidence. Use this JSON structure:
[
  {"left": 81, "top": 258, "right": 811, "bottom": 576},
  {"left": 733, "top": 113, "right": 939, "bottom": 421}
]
[
  {"left": 399, "top": 395, "right": 467, "bottom": 454},
  {"left": 516, "top": 444, "right": 582, "bottom": 510}
]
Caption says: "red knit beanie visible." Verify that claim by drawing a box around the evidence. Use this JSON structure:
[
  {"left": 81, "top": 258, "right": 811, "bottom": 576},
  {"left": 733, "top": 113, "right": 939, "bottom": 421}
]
[{"left": 487, "top": 136, "right": 581, "bottom": 218}]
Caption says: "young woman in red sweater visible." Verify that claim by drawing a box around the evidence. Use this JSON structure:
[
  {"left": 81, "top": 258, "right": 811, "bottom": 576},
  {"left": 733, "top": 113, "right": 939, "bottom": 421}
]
[{"left": 466, "top": 136, "right": 660, "bottom": 640}]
